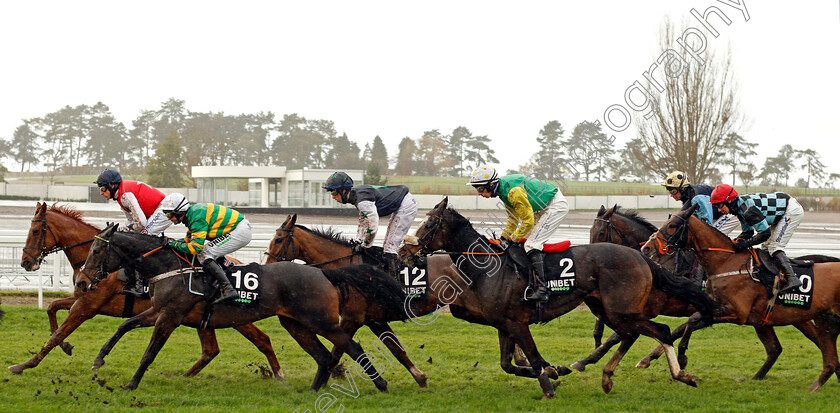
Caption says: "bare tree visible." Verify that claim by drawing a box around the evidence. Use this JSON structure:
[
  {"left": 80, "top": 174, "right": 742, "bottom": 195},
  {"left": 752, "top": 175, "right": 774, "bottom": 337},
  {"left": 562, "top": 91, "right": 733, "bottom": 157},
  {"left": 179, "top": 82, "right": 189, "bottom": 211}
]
[{"left": 631, "top": 18, "right": 746, "bottom": 183}]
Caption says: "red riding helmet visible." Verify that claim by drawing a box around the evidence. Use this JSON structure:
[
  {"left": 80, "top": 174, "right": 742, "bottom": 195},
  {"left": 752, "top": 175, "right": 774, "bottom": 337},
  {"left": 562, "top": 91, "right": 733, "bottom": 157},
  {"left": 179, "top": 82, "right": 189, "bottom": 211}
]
[{"left": 708, "top": 184, "right": 739, "bottom": 204}]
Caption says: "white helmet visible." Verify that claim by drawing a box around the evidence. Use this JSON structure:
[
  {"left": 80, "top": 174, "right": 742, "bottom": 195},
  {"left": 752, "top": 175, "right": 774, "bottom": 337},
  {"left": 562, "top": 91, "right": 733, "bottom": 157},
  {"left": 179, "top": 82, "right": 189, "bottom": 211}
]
[
  {"left": 467, "top": 165, "right": 500, "bottom": 186},
  {"left": 160, "top": 193, "right": 189, "bottom": 213}
]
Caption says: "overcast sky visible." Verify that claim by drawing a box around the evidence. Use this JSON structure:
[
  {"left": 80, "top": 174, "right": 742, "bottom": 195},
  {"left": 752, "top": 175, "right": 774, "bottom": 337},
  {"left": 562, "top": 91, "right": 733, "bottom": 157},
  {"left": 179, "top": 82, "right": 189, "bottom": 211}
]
[{"left": 2, "top": 1, "right": 838, "bottom": 184}]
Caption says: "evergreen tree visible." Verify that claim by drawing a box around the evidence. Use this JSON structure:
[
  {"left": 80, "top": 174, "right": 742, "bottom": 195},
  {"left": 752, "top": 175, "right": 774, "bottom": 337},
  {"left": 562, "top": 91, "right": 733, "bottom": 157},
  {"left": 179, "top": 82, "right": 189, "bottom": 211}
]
[
  {"left": 146, "top": 130, "right": 186, "bottom": 188},
  {"left": 565, "top": 121, "right": 612, "bottom": 181},
  {"left": 8, "top": 122, "right": 40, "bottom": 172},
  {"left": 369, "top": 135, "right": 389, "bottom": 174},
  {"left": 460, "top": 127, "right": 498, "bottom": 175},
  {"left": 395, "top": 137, "right": 417, "bottom": 175},
  {"left": 534, "top": 121, "right": 565, "bottom": 180},
  {"left": 795, "top": 148, "right": 827, "bottom": 188},
  {"left": 719, "top": 133, "right": 758, "bottom": 186}
]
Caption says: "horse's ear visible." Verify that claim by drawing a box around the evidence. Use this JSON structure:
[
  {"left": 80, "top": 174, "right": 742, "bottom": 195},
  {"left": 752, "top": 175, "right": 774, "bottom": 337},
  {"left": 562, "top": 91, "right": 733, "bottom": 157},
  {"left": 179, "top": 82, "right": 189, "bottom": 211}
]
[
  {"left": 434, "top": 197, "right": 448, "bottom": 211},
  {"left": 597, "top": 205, "right": 606, "bottom": 216},
  {"left": 603, "top": 204, "right": 616, "bottom": 219},
  {"left": 289, "top": 214, "right": 297, "bottom": 226},
  {"left": 691, "top": 203, "right": 700, "bottom": 213}
]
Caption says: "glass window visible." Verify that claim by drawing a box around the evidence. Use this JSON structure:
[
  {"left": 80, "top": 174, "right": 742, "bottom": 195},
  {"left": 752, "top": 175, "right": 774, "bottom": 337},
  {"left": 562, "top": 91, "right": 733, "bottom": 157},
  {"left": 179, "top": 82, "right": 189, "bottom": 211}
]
[{"left": 287, "top": 181, "right": 304, "bottom": 207}]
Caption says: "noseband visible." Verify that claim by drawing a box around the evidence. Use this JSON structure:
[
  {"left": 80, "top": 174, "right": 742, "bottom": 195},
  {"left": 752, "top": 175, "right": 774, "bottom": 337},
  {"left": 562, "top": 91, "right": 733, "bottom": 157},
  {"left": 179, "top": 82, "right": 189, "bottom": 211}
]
[{"left": 650, "top": 213, "right": 690, "bottom": 255}]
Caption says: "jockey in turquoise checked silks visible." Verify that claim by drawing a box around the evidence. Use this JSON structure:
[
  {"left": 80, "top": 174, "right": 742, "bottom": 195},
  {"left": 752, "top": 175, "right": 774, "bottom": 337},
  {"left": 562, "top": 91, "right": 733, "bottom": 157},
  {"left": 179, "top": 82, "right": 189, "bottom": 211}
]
[{"left": 467, "top": 166, "right": 569, "bottom": 302}]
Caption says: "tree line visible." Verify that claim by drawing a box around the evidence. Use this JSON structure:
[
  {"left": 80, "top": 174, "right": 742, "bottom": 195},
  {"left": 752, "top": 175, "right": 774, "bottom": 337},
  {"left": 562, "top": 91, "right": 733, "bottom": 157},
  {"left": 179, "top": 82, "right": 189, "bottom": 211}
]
[{"left": 0, "top": 98, "right": 836, "bottom": 189}]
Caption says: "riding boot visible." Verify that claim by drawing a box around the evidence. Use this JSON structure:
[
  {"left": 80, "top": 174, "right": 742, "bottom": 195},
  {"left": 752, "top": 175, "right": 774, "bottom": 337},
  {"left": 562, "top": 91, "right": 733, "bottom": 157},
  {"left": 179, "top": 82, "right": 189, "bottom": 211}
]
[
  {"left": 203, "top": 259, "right": 239, "bottom": 304},
  {"left": 383, "top": 253, "right": 402, "bottom": 279},
  {"left": 772, "top": 250, "right": 802, "bottom": 294},
  {"left": 525, "top": 250, "right": 549, "bottom": 302},
  {"left": 119, "top": 267, "right": 145, "bottom": 298}
]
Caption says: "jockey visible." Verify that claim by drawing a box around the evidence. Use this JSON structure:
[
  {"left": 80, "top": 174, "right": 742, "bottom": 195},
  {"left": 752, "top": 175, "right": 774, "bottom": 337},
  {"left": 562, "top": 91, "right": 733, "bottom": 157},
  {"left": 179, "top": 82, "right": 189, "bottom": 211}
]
[
  {"left": 161, "top": 193, "right": 253, "bottom": 304},
  {"left": 323, "top": 171, "right": 418, "bottom": 277},
  {"left": 709, "top": 184, "right": 804, "bottom": 294},
  {"left": 95, "top": 168, "right": 173, "bottom": 296},
  {"left": 467, "top": 166, "right": 569, "bottom": 302},
  {"left": 661, "top": 170, "right": 738, "bottom": 235}
]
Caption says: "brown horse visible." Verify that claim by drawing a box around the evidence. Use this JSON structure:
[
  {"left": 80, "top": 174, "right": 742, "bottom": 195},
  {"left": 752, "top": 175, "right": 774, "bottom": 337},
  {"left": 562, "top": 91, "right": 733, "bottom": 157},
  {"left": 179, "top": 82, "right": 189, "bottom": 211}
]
[
  {"left": 642, "top": 206, "right": 840, "bottom": 391},
  {"left": 580, "top": 205, "right": 825, "bottom": 380},
  {"left": 79, "top": 224, "right": 399, "bottom": 391},
  {"left": 9, "top": 202, "right": 283, "bottom": 380},
  {"left": 265, "top": 214, "right": 532, "bottom": 387},
  {"left": 398, "top": 198, "right": 720, "bottom": 398}
]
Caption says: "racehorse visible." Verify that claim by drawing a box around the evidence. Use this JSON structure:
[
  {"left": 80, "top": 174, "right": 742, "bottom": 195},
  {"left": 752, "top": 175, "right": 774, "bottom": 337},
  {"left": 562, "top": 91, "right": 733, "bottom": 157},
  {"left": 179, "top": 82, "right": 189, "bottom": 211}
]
[
  {"left": 10, "top": 202, "right": 283, "bottom": 380},
  {"left": 79, "top": 224, "right": 398, "bottom": 391},
  {"left": 265, "top": 214, "right": 431, "bottom": 387},
  {"left": 581, "top": 205, "right": 826, "bottom": 380},
  {"left": 398, "top": 198, "right": 720, "bottom": 398},
  {"left": 642, "top": 206, "right": 840, "bottom": 391}
]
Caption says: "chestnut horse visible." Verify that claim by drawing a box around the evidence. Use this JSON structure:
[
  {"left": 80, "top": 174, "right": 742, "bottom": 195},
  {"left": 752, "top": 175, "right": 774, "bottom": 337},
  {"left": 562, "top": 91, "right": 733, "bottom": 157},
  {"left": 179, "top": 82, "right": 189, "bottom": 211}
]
[
  {"left": 80, "top": 224, "right": 398, "bottom": 391},
  {"left": 643, "top": 206, "right": 840, "bottom": 391},
  {"left": 398, "top": 198, "right": 720, "bottom": 398},
  {"left": 10, "top": 202, "right": 283, "bottom": 380},
  {"left": 580, "top": 205, "right": 826, "bottom": 380}
]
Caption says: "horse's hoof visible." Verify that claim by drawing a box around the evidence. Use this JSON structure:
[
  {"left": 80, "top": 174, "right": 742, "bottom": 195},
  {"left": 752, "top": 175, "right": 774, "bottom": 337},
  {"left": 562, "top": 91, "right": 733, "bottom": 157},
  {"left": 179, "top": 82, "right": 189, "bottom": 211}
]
[
  {"left": 375, "top": 378, "right": 389, "bottom": 393},
  {"left": 601, "top": 377, "right": 613, "bottom": 394},
  {"left": 416, "top": 375, "right": 428, "bottom": 388},
  {"left": 538, "top": 374, "right": 555, "bottom": 399},
  {"left": 570, "top": 362, "right": 586, "bottom": 372},
  {"left": 120, "top": 385, "right": 136, "bottom": 392},
  {"left": 635, "top": 359, "right": 651, "bottom": 369},
  {"left": 555, "top": 365, "right": 573, "bottom": 376},
  {"left": 8, "top": 364, "right": 25, "bottom": 374},
  {"left": 681, "top": 373, "right": 698, "bottom": 387},
  {"left": 60, "top": 342, "right": 74, "bottom": 356},
  {"left": 543, "top": 366, "right": 559, "bottom": 380},
  {"left": 92, "top": 359, "right": 104, "bottom": 370}
]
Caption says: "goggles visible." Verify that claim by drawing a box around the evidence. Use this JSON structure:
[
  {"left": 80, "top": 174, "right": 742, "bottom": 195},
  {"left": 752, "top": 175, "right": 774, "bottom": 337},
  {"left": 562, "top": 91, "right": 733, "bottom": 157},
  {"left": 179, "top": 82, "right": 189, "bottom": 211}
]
[{"left": 99, "top": 186, "right": 108, "bottom": 193}]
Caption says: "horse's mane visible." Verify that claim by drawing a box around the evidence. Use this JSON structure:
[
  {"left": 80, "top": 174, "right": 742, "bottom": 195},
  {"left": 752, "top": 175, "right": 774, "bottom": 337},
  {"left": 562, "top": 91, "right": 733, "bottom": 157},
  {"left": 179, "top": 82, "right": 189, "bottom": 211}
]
[
  {"left": 444, "top": 207, "right": 486, "bottom": 241},
  {"left": 613, "top": 206, "right": 658, "bottom": 234},
  {"left": 48, "top": 203, "right": 101, "bottom": 231},
  {"left": 298, "top": 225, "right": 355, "bottom": 248}
]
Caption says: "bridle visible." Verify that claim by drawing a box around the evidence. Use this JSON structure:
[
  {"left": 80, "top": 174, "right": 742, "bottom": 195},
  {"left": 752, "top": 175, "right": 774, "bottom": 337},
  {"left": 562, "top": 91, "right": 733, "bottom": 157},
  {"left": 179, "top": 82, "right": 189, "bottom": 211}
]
[
  {"left": 405, "top": 212, "right": 504, "bottom": 260},
  {"left": 593, "top": 216, "right": 627, "bottom": 246},
  {"left": 23, "top": 216, "right": 93, "bottom": 269},
  {"left": 264, "top": 225, "right": 357, "bottom": 267},
  {"left": 647, "top": 213, "right": 690, "bottom": 256},
  {"left": 80, "top": 233, "right": 165, "bottom": 290}
]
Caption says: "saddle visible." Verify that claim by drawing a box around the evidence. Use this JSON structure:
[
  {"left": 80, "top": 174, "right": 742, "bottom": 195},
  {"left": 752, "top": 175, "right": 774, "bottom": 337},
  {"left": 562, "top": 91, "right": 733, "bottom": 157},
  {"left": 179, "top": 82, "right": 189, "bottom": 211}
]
[
  {"left": 499, "top": 240, "right": 572, "bottom": 275},
  {"left": 750, "top": 248, "right": 813, "bottom": 290}
]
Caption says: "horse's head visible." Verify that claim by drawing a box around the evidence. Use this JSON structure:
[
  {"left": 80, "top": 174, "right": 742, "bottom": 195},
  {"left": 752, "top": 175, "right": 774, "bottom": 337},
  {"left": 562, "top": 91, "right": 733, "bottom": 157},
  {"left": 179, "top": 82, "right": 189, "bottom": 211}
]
[
  {"left": 589, "top": 204, "right": 617, "bottom": 244},
  {"left": 265, "top": 214, "right": 299, "bottom": 264},
  {"left": 641, "top": 206, "right": 697, "bottom": 259},
  {"left": 78, "top": 224, "right": 123, "bottom": 291},
  {"left": 21, "top": 202, "right": 50, "bottom": 271},
  {"left": 399, "top": 197, "right": 454, "bottom": 264}
]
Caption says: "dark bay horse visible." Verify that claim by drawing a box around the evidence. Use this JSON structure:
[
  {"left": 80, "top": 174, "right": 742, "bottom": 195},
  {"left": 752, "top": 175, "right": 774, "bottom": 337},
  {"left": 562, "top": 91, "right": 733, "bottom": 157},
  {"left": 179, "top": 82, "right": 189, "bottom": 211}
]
[
  {"left": 398, "top": 198, "right": 720, "bottom": 398},
  {"left": 642, "top": 206, "right": 840, "bottom": 391},
  {"left": 10, "top": 203, "right": 283, "bottom": 379},
  {"left": 266, "top": 214, "right": 533, "bottom": 387},
  {"left": 581, "top": 205, "right": 825, "bottom": 380},
  {"left": 80, "top": 224, "right": 398, "bottom": 391}
]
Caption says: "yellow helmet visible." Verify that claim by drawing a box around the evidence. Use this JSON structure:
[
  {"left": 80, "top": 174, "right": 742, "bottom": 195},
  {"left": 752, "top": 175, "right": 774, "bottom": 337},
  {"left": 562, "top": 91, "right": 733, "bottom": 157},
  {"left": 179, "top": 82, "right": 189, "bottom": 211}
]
[{"left": 661, "top": 171, "right": 690, "bottom": 188}]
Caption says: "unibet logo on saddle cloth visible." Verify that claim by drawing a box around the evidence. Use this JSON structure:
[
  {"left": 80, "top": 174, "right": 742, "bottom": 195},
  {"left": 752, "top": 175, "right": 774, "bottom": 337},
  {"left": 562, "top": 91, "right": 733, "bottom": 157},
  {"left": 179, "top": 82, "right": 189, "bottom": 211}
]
[
  {"left": 544, "top": 249, "right": 577, "bottom": 296},
  {"left": 776, "top": 267, "right": 815, "bottom": 310}
]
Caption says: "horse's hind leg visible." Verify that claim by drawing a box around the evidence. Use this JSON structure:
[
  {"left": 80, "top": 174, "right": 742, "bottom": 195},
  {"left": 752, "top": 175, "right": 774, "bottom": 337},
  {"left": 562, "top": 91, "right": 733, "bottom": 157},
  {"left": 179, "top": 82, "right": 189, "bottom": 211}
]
[
  {"left": 636, "top": 321, "right": 689, "bottom": 369},
  {"left": 233, "top": 323, "right": 284, "bottom": 380},
  {"left": 47, "top": 297, "right": 76, "bottom": 355},
  {"left": 572, "top": 332, "right": 622, "bottom": 372},
  {"left": 93, "top": 308, "right": 158, "bottom": 370},
  {"left": 320, "top": 325, "right": 388, "bottom": 393},
  {"left": 616, "top": 315, "right": 698, "bottom": 388},
  {"left": 503, "top": 321, "right": 557, "bottom": 400},
  {"left": 751, "top": 326, "right": 782, "bottom": 380},
  {"left": 601, "top": 332, "right": 639, "bottom": 394},
  {"left": 498, "top": 330, "right": 538, "bottom": 378},
  {"left": 183, "top": 329, "right": 220, "bottom": 377},
  {"left": 790, "top": 321, "right": 839, "bottom": 380},
  {"left": 367, "top": 321, "right": 427, "bottom": 387},
  {"left": 277, "top": 316, "right": 339, "bottom": 392},
  {"left": 808, "top": 315, "right": 840, "bottom": 392},
  {"left": 123, "top": 308, "right": 184, "bottom": 390}
]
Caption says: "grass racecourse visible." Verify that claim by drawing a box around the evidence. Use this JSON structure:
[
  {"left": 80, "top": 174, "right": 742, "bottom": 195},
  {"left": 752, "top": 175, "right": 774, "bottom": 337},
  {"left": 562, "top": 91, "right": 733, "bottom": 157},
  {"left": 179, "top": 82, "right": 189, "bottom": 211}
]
[{"left": 1, "top": 305, "right": 838, "bottom": 412}]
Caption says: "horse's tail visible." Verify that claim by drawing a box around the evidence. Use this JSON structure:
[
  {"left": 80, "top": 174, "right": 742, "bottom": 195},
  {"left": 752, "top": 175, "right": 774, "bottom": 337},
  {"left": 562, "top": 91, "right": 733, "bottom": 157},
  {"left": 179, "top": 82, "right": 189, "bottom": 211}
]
[
  {"left": 643, "top": 255, "right": 721, "bottom": 320},
  {"left": 321, "top": 265, "right": 409, "bottom": 321}
]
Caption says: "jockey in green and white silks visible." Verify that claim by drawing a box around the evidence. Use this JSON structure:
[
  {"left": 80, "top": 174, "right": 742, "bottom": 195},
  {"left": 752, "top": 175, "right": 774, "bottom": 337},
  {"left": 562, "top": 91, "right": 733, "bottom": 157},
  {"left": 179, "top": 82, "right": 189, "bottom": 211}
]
[
  {"left": 162, "top": 193, "right": 252, "bottom": 304},
  {"left": 468, "top": 166, "right": 569, "bottom": 302}
]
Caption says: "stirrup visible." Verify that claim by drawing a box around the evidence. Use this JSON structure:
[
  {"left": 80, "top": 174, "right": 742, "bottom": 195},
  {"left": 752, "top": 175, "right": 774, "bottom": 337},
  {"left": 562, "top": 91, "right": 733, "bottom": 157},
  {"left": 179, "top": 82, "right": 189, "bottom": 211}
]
[
  {"left": 779, "top": 276, "right": 802, "bottom": 294},
  {"left": 214, "top": 288, "right": 239, "bottom": 304}
]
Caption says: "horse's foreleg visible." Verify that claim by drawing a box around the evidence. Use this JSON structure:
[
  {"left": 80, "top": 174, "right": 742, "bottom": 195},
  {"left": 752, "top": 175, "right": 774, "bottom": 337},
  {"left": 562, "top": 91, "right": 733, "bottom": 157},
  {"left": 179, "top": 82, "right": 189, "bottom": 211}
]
[
  {"left": 122, "top": 309, "right": 184, "bottom": 391},
  {"left": 751, "top": 326, "right": 782, "bottom": 380},
  {"left": 502, "top": 321, "right": 556, "bottom": 400},
  {"left": 593, "top": 317, "right": 605, "bottom": 348},
  {"left": 183, "top": 329, "right": 220, "bottom": 377},
  {"left": 367, "top": 321, "right": 427, "bottom": 387},
  {"left": 808, "top": 315, "right": 840, "bottom": 392},
  {"left": 232, "top": 323, "right": 284, "bottom": 380},
  {"left": 677, "top": 311, "right": 722, "bottom": 370},
  {"left": 601, "top": 332, "right": 639, "bottom": 394},
  {"left": 498, "top": 330, "right": 538, "bottom": 378},
  {"left": 9, "top": 301, "right": 97, "bottom": 374},
  {"left": 93, "top": 308, "right": 158, "bottom": 370},
  {"left": 572, "top": 332, "right": 622, "bottom": 372},
  {"left": 47, "top": 297, "right": 76, "bottom": 356}
]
